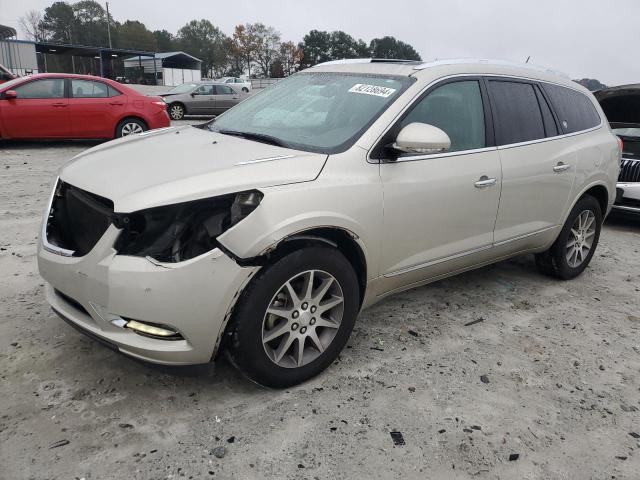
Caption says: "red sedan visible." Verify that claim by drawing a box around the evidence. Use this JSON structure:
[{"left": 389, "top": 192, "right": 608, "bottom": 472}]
[{"left": 0, "top": 73, "right": 170, "bottom": 140}]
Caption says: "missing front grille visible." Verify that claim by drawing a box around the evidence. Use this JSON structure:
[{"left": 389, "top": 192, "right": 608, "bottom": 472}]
[{"left": 46, "top": 181, "right": 114, "bottom": 256}]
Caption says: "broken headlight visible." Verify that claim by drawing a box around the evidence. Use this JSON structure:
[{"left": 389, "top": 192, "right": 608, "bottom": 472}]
[{"left": 113, "top": 190, "right": 263, "bottom": 263}]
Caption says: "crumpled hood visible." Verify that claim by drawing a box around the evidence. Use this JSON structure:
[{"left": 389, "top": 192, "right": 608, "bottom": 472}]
[{"left": 60, "top": 125, "right": 327, "bottom": 212}]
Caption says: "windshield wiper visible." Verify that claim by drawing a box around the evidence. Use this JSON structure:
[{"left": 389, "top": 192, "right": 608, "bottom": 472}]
[{"left": 217, "top": 129, "right": 289, "bottom": 148}]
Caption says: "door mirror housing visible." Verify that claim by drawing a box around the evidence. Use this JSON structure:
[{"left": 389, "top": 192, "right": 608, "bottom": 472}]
[
  {"left": 393, "top": 122, "right": 451, "bottom": 155},
  {"left": 3, "top": 90, "right": 17, "bottom": 99}
]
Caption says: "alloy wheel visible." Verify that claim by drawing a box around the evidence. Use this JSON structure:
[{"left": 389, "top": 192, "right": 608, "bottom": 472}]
[
  {"left": 261, "top": 270, "right": 344, "bottom": 368},
  {"left": 565, "top": 210, "right": 596, "bottom": 268},
  {"left": 120, "top": 122, "right": 144, "bottom": 136},
  {"left": 170, "top": 105, "right": 184, "bottom": 120}
]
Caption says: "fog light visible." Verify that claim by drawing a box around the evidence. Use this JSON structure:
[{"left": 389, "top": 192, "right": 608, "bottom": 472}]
[{"left": 125, "top": 319, "right": 182, "bottom": 339}]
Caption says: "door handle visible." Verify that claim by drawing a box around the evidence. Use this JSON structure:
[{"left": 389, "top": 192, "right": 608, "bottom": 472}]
[
  {"left": 109, "top": 102, "right": 124, "bottom": 106},
  {"left": 52, "top": 102, "right": 68, "bottom": 108},
  {"left": 474, "top": 176, "right": 497, "bottom": 188},
  {"left": 553, "top": 162, "right": 571, "bottom": 173}
]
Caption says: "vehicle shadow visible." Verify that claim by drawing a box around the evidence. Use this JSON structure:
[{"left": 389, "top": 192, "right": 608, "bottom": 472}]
[
  {"left": 605, "top": 211, "right": 640, "bottom": 232},
  {"left": 0, "top": 139, "right": 105, "bottom": 149}
]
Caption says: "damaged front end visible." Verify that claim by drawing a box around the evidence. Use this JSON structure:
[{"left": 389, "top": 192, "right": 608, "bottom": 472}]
[{"left": 113, "top": 191, "right": 263, "bottom": 263}]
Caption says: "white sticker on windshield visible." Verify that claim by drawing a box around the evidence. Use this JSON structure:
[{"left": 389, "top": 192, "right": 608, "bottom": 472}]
[{"left": 348, "top": 83, "right": 396, "bottom": 98}]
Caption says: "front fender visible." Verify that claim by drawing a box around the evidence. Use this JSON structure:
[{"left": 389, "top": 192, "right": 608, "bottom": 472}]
[{"left": 217, "top": 179, "right": 383, "bottom": 280}]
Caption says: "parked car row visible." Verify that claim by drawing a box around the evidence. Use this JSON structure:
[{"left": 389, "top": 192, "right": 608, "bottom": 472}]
[{"left": 36, "top": 59, "right": 622, "bottom": 388}]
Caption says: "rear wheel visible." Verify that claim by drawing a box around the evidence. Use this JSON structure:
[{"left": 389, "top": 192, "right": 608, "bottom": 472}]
[
  {"left": 226, "top": 246, "right": 360, "bottom": 388},
  {"left": 116, "top": 118, "right": 146, "bottom": 138},
  {"left": 168, "top": 103, "right": 185, "bottom": 120},
  {"left": 535, "top": 194, "right": 602, "bottom": 279}
]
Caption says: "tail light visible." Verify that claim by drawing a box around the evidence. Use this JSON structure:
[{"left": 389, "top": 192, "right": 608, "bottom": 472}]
[{"left": 151, "top": 100, "right": 166, "bottom": 109}]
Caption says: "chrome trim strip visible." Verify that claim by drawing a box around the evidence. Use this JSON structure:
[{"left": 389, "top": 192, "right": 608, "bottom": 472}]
[
  {"left": 493, "top": 226, "right": 558, "bottom": 247},
  {"left": 384, "top": 244, "right": 493, "bottom": 278},
  {"left": 391, "top": 146, "right": 497, "bottom": 163},
  {"left": 235, "top": 154, "right": 296, "bottom": 166},
  {"left": 612, "top": 204, "right": 640, "bottom": 213},
  {"left": 41, "top": 177, "right": 76, "bottom": 257}
]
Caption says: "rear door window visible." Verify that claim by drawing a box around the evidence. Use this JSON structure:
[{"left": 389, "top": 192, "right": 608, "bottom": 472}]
[
  {"left": 400, "top": 80, "right": 486, "bottom": 152},
  {"left": 215, "top": 85, "right": 236, "bottom": 95},
  {"left": 488, "top": 80, "right": 545, "bottom": 145},
  {"left": 542, "top": 83, "right": 601, "bottom": 133},
  {"left": 71, "top": 80, "right": 109, "bottom": 98}
]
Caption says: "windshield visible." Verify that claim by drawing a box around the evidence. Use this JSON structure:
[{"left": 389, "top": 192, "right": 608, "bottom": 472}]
[
  {"left": 207, "top": 72, "right": 413, "bottom": 154},
  {"left": 169, "top": 83, "right": 199, "bottom": 94}
]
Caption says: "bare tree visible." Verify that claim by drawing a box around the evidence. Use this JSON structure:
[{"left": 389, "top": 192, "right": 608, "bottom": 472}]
[{"left": 19, "top": 10, "right": 46, "bottom": 41}]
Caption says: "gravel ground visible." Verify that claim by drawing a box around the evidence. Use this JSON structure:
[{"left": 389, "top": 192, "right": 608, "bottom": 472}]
[{"left": 1, "top": 128, "right": 639, "bottom": 479}]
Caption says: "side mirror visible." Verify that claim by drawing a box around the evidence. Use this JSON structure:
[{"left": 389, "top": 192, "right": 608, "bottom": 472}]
[
  {"left": 3, "top": 90, "right": 17, "bottom": 99},
  {"left": 190, "top": 92, "right": 196, "bottom": 97},
  {"left": 393, "top": 122, "right": 451, "bottom": 155}
]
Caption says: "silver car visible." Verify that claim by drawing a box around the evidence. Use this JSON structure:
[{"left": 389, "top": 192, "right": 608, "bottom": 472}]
[
  {"left": 38, "top": 59, "right": 620, "bottom": 388},
  {"left": 159, "top": 82, "right": 246, "bottom": 120}
]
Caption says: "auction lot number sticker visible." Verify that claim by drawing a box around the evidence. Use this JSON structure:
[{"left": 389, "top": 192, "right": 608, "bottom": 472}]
[{"left": 349, "top": 84, "right": 397, "bottom": 98}]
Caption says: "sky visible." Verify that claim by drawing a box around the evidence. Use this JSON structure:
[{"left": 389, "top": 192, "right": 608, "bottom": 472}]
[{"left": 1, "top": 0, "right": 639, "bottom": 86}]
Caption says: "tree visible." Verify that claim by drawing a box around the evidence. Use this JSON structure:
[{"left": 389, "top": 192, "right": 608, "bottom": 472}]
[
  {"left": 19, "top": 10, "right": 46, "bottom": 41},
  {"left": 252, "top": 23, "right": 281, "bottom": 77},
  {"left": 117, "top": 21, "right": 156, "bottom": 51},
  {"left": 72, "top": 0, "right": 109, "bottom": 46},
  {"left": 299, "top": 30, "right": 331, "bottom": 68},
  {"left": 153, "top": 29, "right": 175, "bottom": 52},
  {"left": 329, "top": 31, "right": 365, "bottom": 60},
  {"left": 369, "top": 36, "right": 421, "bottom": 61},
  {"left": 232, "top": 24, "right": 260, "bottom": 78},
  {"left": 278, "top": 41, "right": 303, "bottom": 76},
  {"left": 40, "top": 1, "right": 76, "bottom": 43},
  {"left": 176, "top": 19, "right": 227, "bottom": 77}
]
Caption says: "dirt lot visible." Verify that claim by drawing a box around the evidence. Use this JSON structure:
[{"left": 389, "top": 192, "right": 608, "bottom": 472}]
[{"left": 1, "top": 128, "right": 639, "bottom": 480}]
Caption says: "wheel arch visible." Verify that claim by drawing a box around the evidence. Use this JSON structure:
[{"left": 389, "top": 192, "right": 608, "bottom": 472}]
[
  {"left": 114, "top": 115, "right": 148, "bottom": 138},
  {"left": 225, "top": 226, "right": 368, "bottom": 309},
  {"left": 168, "top": 101, "right": 186, "bottom": 115}
]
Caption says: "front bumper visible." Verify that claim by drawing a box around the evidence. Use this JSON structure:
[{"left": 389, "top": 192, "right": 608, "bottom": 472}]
[
  {"left": 38, "top": 224, "right": 257, "bottom": 365},
  {"left": 613, "top": 182, "right": 640, "bottom": 214}
]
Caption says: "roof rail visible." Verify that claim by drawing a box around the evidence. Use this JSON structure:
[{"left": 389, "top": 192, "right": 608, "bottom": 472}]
[
  {"left": 315, "top": 58, "right": 422, "bottom": 67},
  {"left": 413, "top": 58, "right": 569, "bottom": 78}
]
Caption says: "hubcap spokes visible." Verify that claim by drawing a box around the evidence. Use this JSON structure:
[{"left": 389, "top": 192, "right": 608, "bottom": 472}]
[
  {"left": 262, "top": 270, "right": 344, "bottom": 368},
  {"left": 565, "top": 210, "right": 596, "bottom": 268},
  {"left": 122, "top": 123, "right": 143, "bottom": 136},
  {"left": 171, "top": 106, "right": 182, "bottom": 119}
]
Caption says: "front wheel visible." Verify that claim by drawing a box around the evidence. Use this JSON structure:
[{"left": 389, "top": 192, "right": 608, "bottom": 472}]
[
  {"left": 535, "top": 194, "right": 602, "bottom": 279},
  {"left": 226, "top": 246, "right": 360, "bottom": 388},
  {"left": 241, "top": 87, "right": 249, "bottom": 93}
]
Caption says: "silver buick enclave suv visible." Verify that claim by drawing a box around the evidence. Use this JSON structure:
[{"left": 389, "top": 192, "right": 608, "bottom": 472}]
[{"left": 38, "top": 59, "right": 620, "bottom": 387}]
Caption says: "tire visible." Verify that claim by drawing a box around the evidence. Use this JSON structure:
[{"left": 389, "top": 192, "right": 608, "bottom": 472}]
[
  {"left": 226, "top": 246, "right": 360, "bottom": 388},
  {"left": 535, "top": 194, "right": 602, "bottom": 280},
  {"left": 115, "top": 118, "right": 147, "bottom": 138},
  {"left": 168, "top": 103, "right": 185, "bottom": 120},
  {"left": 241, "top": 87, "right": 249, "bottom": 93}
]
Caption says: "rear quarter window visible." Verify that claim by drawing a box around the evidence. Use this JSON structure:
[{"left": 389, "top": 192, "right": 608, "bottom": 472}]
[{"left": 543, "top": 84, "right": 601, "bottom": 134}]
